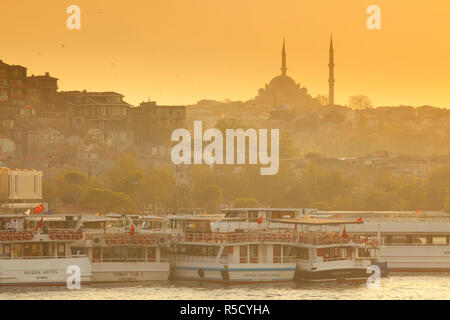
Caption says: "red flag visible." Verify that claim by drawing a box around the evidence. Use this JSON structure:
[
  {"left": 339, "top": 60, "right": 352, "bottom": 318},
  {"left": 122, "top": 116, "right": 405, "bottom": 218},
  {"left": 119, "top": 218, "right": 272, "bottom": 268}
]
[
  {"left": 256, "top": 216, "right": 263, "bottom": 224},
  {"left": 129, "top": 224, "right": 135, "bottom": 236},
  {"left": 34, "top": 204, "right": 43, "bottom": 214},
  {"left": 341, "top": 226, "right": 348, "bottom": 238},
  {"left": 357, "top": 216, "right": 363, "bottom": 222},
  {"left": 34, "top": 217, "right": 43, "bottom": 231}
]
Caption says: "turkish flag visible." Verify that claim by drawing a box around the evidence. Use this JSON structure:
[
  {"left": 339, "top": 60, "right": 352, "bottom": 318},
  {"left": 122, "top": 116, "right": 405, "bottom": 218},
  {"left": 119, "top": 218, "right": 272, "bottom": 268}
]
[
  {"left": 256, "top": 216, "right": 263, "bottom": 224},
  {"left": 34, "top": 217, "right": 44, "bottom": 231},
  {"left": 341, "top": 226, "right": 348, "bottom": 238},
  {"left": 34, "top": 204, "right": 43, "bottom": 214},
  {"left": 357, "top": 216, "right": 363, "bottom": 222},
  {"left": 129, "top": 224, "right": 135, "bottom": 236}
]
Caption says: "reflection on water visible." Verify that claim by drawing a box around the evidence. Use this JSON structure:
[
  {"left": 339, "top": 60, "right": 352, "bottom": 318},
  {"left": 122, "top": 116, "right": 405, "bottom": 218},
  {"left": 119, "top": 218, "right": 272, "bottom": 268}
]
[{"left": 2, "top": 273, "right": 450, "bottom": 300}]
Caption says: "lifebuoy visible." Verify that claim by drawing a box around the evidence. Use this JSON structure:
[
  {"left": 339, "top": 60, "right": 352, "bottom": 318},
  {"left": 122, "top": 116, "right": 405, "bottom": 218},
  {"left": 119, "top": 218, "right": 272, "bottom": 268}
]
[
  {"left": 352, "top": 235, "right": 361, "bottom": 243},
  {"left": 322, "top": 235, "right": 332, "bottom": 245},
  {"left": 56, "top": 230, "right": 64, "bottom": 240},
  {"left": 332, "top": 235, "right": 340, "bottom": 244}
]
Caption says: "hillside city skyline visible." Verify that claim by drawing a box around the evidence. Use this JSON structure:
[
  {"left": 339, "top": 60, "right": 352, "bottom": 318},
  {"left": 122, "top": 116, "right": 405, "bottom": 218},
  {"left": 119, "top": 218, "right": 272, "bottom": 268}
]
[{"left": 1, "top": 0, "right": 450, "bottom": 107}]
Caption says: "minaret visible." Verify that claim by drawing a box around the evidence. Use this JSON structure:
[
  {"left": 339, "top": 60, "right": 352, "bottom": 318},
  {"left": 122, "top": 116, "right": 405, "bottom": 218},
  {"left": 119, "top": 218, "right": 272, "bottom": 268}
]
[
  {"left": 281, "top": 39, "right": 287, "bottom": 76},
  {"left": 328, "top": 35, "right": 335, "bottom": 106}
]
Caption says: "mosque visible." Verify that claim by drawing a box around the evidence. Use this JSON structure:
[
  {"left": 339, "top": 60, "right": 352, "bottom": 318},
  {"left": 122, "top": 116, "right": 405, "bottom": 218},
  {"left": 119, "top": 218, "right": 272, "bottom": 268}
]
[{"left": 254, "top": 37, "right": 335, "bottom": 114}]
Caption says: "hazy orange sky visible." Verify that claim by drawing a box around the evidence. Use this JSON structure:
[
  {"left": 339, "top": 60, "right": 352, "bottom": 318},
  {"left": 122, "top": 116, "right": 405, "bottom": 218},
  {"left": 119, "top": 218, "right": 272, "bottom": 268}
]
[{"left": 1, "top": 0, "right": 450, "bottom": 107}]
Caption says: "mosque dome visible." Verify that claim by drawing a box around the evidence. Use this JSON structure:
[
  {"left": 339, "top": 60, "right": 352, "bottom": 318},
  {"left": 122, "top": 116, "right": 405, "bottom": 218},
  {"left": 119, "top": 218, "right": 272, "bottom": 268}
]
[{"left": 268, "top": 75, "right": 298, "bottom": 89}]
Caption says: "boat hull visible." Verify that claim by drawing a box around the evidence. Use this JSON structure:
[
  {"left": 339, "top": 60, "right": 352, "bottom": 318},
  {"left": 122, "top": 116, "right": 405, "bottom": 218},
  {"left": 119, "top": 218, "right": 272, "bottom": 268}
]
[
  {"left": 380, "top": 246, "right": 450, "bottom": 272},
  {"left": 91, "top": 262, "right": 170, "bottom": 282},
  {"left": 295, "top": 267, "right": 370, "bottom": 282},
  {"left": 172, "top": 262, "right": 296, "bottom": 284},
  {"left": 0, "top": 257, "right": 92, "bottom": 286}
]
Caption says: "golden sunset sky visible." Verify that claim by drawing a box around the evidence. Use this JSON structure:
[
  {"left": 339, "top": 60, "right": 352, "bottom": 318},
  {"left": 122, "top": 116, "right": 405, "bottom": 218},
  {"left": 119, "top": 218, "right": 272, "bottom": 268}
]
[{"left": 1, "top": 0, "right": 450, "bottom": 107}]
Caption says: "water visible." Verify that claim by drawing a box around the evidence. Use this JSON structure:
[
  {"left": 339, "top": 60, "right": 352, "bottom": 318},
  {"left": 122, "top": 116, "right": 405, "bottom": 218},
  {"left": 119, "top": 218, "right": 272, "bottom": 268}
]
[{"left": 1, "top": 273, "right": 450, "bottom": 300}]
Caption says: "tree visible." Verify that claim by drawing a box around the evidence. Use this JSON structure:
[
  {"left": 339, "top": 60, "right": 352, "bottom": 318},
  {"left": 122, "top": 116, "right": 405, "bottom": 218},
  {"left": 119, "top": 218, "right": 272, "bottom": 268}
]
[
  {"left": 79, "top": 188, "right": 136, "bottom": 213},
  {"left": 315, "top": 94, "right": 329, "bottom": 106},
  {"left": 348, "top": 95, "right": 373, "bottom": 109},
  {"left": 425, "top": 166, "right": 450, "bottom": 210},
  {"left": 194, "top": 184, "right": 223, "bottom": 214},
  {"left": 143, "top": 167, "right": 175, "bottom": 213},
  {"left": 233, "top": 198, "right": 258, "bottom": 208},
  {"left": 49, "top": 169, "right": 100, "bottom": 206},
  {"left": 106, "top": 154, "right": 145, "bottom": 195},
  {"left": 444, "top": 197, "right": 450, "bottom": 214}
]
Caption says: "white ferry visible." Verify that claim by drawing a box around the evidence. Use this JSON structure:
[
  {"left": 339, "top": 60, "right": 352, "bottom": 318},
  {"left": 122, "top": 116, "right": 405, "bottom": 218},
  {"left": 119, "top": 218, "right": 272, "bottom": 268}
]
[
  {"left": 0, "top": 214, "right": 92, "bottom": 286},
  {"left": 316, "top": 210, "right": 450, "bottom": 272},
  {"left": 168, "top": 215, "right": 297, "bottom": 284},
  {"left": 276, "top": 217, "right": 380, "bottom": 281},
  {"left": 71, "top": 215, "right": 170, "bottom": 283},
  {"left": 219, "top": 208, "right": 381, "bottom": 281}
]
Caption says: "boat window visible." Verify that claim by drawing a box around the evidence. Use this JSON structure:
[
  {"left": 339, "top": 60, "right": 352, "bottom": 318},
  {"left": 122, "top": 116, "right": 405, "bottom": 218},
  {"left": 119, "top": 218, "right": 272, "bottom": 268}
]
[
  {"left": 3, "top": 244, "right": 11, "bottom": 257},
  {"left": 23, "top": 244, "right": 31, "bottom": 257},
  {"left": 102, "top": 247, "right": 112, "bottom": 262},
  {"left": 220, "top": 247, "right": 229, "bottom": 257},
  {"left": 57, "top": 243, "right": 65, "bottom": 257},
  {"left": 345, "top": 247, "right": 354, "bottom": 258},
  {"left": 113, "top": 247, "right": 121, "bottom": 261},
  {"left": 282, "top": 245, "right": 291, "bottom": 260},
  {"left": 414, "top": 236, "right": 427, "bottom": 244},
  {"left": 93, "top": 247, "right": 101, "bottom": 262},
  {"left": 432, "top": 236, "right": 448, "bottom": 244},
  {"left": 224, "top": 211, "right": 246, "bottom": 219},
  {"left": 160, "top": 247, "right": 169, "bottom": 260},
  {"left": 388, "top": 235, "right": 409, "bottom": 244},
  {"left": 273, "top": 245, "right": 281, "bottom": 263},
  {"left": 248, "top": 212, "right": 259, "bottom": 222},
  {"left": 294, "top": 247, "right": 309, "bottom": 260},
  {"left": 240, "top": 246, "right": 248, "bottom": 263},
  {"left": 128, "top": 247, "right": 141, "bottom": 261},
  {"left": 13, "top": 244, "right": 23, "bottom": 258},
  {"left": 147, "top": 247, "right": 156, "bottom": 261},
  {"left": 121, "top": 246, "right": 127, "bottom": 260},
  {"left": 249, "top": 244, "right": 258, "bottom": 263},
  {"left": 272, "top": 211, "right": 294, "bottom": 219}
]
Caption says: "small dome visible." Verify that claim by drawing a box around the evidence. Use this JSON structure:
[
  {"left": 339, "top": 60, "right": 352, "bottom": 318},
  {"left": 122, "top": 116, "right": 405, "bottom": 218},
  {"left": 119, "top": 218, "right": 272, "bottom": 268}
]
[
  {"left": 268, "top": 75, "right": 297, "bottom": 88},
  {"left": 273, "top": 104, "right": 292, "bottom": 112}
]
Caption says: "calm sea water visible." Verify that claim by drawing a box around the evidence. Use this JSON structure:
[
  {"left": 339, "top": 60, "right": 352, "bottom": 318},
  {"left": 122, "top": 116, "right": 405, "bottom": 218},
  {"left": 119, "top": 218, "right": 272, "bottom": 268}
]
[{"left": 1, "top": 273, "right": 450, "bottom": 300}]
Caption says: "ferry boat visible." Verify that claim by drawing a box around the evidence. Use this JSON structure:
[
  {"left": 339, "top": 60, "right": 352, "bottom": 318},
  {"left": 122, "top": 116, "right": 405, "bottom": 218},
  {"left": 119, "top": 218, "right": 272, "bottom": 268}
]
[
  {"left": 168, "top": 215, "right": 297, "bottom": 284},
  {"left": 276, "top": 217, "right": 380, "bottom": 281},
  {"left": 0, "top": 214, "right": 92, "bottom": 286},
  {"left": 316, "top": 210, "right": 450, "bottom": 272},
  {"left": 71, "top": 215, "right": 171, "bottom": 283},
  {"left": 219, "top": 208, "right": 381, "bottom": 282}
]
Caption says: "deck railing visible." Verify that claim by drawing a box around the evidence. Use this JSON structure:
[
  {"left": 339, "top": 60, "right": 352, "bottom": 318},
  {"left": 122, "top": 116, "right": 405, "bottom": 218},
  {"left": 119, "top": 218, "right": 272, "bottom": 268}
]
[
  {"left": 170, "top": 232, "right": 381, "bottom": 248},
  {"left": 382, "top": 242, "right": 450, "bottom": 247},
  {"left": 91, "top": 257, "right": 170, "bottom": 263},
  {"left": 0, "top": 255, "right": 88, "bottom": 260},
  {"left": 171, "top": 255, "right": 296, "bottom": 264},
  {"left": 0, "top": 229, "right": 84, "bottom": 242}
]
